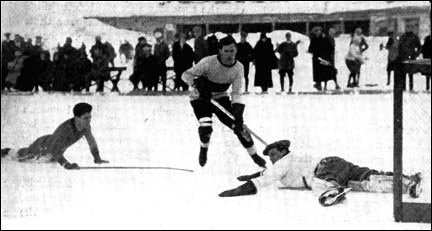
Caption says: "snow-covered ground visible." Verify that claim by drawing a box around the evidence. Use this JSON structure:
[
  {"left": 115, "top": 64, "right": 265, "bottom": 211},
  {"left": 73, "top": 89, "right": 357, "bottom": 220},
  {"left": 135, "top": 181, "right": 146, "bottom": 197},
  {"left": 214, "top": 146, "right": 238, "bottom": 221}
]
[{"left": 1, "top": 93, "right": 430, "bottom": 229}]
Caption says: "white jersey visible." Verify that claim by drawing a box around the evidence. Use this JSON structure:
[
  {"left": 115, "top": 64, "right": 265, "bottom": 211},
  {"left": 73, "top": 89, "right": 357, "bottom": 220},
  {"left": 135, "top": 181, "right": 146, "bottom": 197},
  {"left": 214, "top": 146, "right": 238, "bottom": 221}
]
[
  {"left": 252, "top": 153, "right": 318, "bottom": 190},
  {"left": 181, "top": 55, "right": 244, "bottom": 104}
]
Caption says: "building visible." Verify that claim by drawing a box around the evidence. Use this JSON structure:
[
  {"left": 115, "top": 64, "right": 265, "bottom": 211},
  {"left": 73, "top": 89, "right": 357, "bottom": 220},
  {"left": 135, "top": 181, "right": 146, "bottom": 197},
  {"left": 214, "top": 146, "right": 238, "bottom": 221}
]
[{"left": 85, "top": 1, "right": 431, "bottom": 43}]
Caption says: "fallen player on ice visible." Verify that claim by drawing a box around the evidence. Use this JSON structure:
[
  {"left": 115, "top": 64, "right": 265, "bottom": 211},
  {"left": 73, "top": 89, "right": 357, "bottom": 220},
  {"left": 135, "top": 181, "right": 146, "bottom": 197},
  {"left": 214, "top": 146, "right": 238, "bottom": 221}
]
[
  {"left": 1, "top": 102, "right": 109, "bottom": 170},
  {"left": 219, "top": 140, "right": 422, "bottom": 206}
]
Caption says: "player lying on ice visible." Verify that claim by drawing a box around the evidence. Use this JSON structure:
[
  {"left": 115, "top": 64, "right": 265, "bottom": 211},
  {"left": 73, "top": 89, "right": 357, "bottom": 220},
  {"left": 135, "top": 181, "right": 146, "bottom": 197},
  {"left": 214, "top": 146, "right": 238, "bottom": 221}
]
[
  {"left": 1, "top": 102, "right": 109, "bottom": 170},
  {"left": 182, "top": 35, "right": 266, "bottom": 168},
  {"left": 219, "top": 140, "right": 422, "bottom": 206}
]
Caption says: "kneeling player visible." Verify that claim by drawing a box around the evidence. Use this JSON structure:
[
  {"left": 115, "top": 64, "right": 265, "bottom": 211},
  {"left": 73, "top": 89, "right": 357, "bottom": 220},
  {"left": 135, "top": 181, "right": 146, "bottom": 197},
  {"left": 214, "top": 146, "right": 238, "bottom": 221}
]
[
  {"left": 1, "top": 102, "right": 109, "bottom": 170},
  {"left": 182, "top": 36, "right": 266, "bottom": 168},
  {"left": 219, "top": 140, "right": 422, "bottom": 206}
]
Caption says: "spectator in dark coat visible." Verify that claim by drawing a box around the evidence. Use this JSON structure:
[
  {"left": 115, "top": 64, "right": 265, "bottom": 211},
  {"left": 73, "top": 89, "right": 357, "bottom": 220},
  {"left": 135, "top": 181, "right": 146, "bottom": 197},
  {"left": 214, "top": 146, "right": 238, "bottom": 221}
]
[
  {"left": 154, "top": 32, "right": 170, "bottom": 92},
  {"left": 34, "top": 51, "right": 53, "bottom": 91},
  {"left": 51, "top": 52, "right": 68, "bottom": 91},
  {"left": 193, "top": 26, "right": 208, "bottom": 64},
  {"left": 422, "top": 34, "right": 430, "bottom": 59},
  {"left": 172, "top": 33, "right": 194, "bottom": 91},
  {"left": 324, "top": 28, "right": 341, "bottom": 90},
  {"left": 236, "top": 31, "right": 253, "bottom": 93},
  {"left": 2, "top": 33, "right": 16, "bottom": 90},
  {"left": 90, "top": 47, "right": 110, "bottom": 92},
  {"left": 76, "top": 49, "right": 93, "bottom": 92},
  {"left": 135, "top": 44, "right": 159, "bottom": 91},
  {"left": 308, "top": 26, "right": 333, "bottom": 91},
  {"left": 253, "top": 33, "right": 275, "bottom": 93},
  {"left": 5, "top": 50, "right": 28, "bottom": 90},
  {"left": 276, "top": 32, "right": 299, "bottom": 92},
  {"left": 207, "top": 33, "right": 219, "bottom": 56},
  {"left": 385, "top": 31, "right": 399, "bottom": 86},
  {"left": 15, "top": 49, "right": 39, "bottom": 92},
  {"left": 397, "top": 24, "right": 422, "bottom": 91}
]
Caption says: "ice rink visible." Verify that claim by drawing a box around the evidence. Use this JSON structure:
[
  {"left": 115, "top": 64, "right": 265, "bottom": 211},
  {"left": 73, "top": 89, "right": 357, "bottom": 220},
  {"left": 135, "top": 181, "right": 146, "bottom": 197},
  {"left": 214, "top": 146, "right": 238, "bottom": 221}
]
[{"left": 1, "top": 92, "right": 430, "bottom": 229}]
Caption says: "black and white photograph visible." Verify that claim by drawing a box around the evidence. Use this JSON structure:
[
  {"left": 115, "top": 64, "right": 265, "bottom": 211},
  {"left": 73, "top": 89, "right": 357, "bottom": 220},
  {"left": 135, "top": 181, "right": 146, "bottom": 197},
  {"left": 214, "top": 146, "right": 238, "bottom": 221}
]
[{"left": 1, "top": 1, "right": 431, "bottom": 229}]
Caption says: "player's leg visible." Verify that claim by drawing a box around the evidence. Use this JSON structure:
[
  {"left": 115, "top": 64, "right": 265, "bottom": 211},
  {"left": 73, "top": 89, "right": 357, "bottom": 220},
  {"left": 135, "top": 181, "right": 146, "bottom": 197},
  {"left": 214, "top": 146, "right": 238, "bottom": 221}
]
[
  {"left": 287, "top": 69, "right": 294, "bottom": 92},
  {"left": 191, "top": 99, "right": 213, "bottom": 167},
  {"left": 212, "top": 97, "right": 266, "bottom": 168}
]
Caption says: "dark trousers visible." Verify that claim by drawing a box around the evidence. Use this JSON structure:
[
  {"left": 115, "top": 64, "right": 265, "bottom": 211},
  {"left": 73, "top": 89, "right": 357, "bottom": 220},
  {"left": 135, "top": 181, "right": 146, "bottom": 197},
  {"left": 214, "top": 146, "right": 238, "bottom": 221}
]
[
  {"left": 191, "top": 97, "right": 254, "bottom": 149},
  {"left": 279, "top": 69, "right": 294, "bottom": 91}
]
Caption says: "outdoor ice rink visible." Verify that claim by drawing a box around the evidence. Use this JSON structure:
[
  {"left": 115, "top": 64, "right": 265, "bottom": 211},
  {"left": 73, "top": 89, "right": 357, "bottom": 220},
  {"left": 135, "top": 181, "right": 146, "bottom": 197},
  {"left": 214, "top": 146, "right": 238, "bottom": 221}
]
[{"left": 1, "top": 91, "right": 430, "bottom": 229}]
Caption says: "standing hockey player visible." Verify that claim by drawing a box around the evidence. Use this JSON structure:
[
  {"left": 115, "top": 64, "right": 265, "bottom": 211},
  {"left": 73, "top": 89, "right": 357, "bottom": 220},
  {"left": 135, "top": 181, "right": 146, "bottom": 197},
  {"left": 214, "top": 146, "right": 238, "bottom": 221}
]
[
  {"left": 219, "top": 140, "right": 422, "bottom": 207},
  {"left": 1, "top": 102, "right": 109, "bottom": 170},
  {"left": 182, "top": 36, "right": 267, "bottom": 168}
]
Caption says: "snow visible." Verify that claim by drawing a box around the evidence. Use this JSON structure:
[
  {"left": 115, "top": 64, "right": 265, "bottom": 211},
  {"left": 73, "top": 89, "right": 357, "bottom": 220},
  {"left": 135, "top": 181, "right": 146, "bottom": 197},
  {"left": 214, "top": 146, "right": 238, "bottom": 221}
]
[{"left": 1, "top": 93, "right": 430, "bottom": 229}]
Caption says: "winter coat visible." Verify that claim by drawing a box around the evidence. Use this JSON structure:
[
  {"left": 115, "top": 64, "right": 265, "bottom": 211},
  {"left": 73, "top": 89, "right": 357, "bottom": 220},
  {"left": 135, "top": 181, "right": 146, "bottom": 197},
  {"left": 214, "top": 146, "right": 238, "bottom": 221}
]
[
  {"left": 397, "top": 32, "right": 422, "bottom": 61},
  {"left": 194, "top": 36, "right": 208, "bottom": 64},
  {"left": 172, "top": 41, "right": 194, "bottom": 74},
  {"left": 253, "top": 39, "right": 275, "bottom": 88},
  {"left": 422, "top": 35, "right": 431, "bottom": 59},
  {"left": 236, "top": 41, "right": 253, "bottom": 64},
  {"left": 308, "top": 34, "right": 334, "bottom": 82}
]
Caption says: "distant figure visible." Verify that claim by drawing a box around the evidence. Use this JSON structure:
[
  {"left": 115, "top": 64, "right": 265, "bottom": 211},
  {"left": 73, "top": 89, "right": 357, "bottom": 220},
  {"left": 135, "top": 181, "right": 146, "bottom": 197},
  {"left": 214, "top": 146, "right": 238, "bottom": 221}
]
[
  {"left": 1, "top": 103, "right": 109, "bottom": 170},
  {"left": 5, "top": 50, "right": 28, "bottom": 90},
  {"left": 2, "top": 33, "right": 16, "bottom": 90},
  {"left": 134, "top": 44, "right": 159, "bottom": 91},
  {"left": 104, "top": 41, "right": 116, "bottom": 67},
  {"left": 119, "top": 40, "right": 134, "bottom": 63},
  {"left": 34, "top": 50, "right": 53, "bottom": 91},
  {"left": 193, "top": 26, "right": 208, "bottom": 64},
  {"left": 397, "top": 24, "right": 422, "bottom": 91},
  {"left": 422, "top": 34, "right": 431, "bottom": 90},
  {"left": 385, "top": 31, "right": 399, "bottom": 86},
  {"left": 207, "top": 33, "right": 219, "bottom": 56},
  {"left": 154, "top": 31, "right": 170, "bottom": 92},
  {"left": 253, "top": 33, "right": 275, "bottom": 93},
  {"left": 308, "top": 26, "right": 333, "bottom": 91},
  {"left": 276, "top": 32, "right": 299, "bottom": 93},
  {"left": 172, "top": 33, "right": 194, "bottom": 91},
  {"left": 345, "top": 36, "right": 365, "bottom": 88},
  {"left": 350, "top": 28, "right": 369, "bottom": 84},
  {"left": 324, "top": 28, "right": 341, "bottom": 90},
  {"left": 236, "top": 31, "right": 253, "bottom": 93}
]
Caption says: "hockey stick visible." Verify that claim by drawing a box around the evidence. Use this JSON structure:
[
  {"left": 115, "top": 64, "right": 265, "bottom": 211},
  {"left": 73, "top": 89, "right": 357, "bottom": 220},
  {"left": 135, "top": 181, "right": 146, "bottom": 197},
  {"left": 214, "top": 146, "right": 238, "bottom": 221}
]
[
  {"left": 210, "top": 99, "right": 268, "bottom": 146},
  {"left": 79, "top": 166, "right": 194, "bottom": 172}
]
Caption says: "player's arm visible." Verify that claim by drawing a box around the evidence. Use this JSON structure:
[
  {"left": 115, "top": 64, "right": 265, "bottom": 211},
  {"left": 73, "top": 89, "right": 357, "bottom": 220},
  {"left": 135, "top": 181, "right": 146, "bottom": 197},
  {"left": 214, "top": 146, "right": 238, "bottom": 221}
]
[
  {"left": 219, "top": 160, "right": 288, "bottom": 197},
  {"left": 84, "top": 128, "right": 109, "bottom": 164},
  {"left": 181, "top": 58, "right": 209, "bottom": 87},
  {"left": 49, "top": 132, "right": 79, "bottom": 170}
]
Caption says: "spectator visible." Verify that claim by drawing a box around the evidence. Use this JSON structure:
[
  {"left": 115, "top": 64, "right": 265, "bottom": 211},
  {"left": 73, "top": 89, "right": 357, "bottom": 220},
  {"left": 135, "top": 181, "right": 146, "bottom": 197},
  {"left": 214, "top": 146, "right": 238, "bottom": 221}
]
[
  {"left": 15, "top": 49, "right": 40, "bottom": 92},
  {"left": 385, "top": 31, "right": 399, "bottom": 86},
  {"left": 90, "top": 47, "right": 110, "bottom": 92},
  {"left": 345, "top": 36, "right": 365, "bottom": 88},
  {"left": 172, "top": 33, "right": 194, "bottom": 91},
  {"left": 422, "top": 34, "right": 431, "bottom": 90},
  {"left": 34, "top": 50, "right": 53, "bottom": 91},
  {"left": 276, "top": 32, "right": 299, "bottom": 93},
  {"left": 134, "top": 36, "right": 148, "bottom": 63},
  {"left": 308, "top": 26, "right": 333, "bottom": 91},
  {"left": 76, "top": 48, "right": 93, "bottom": 92},
  {"left": 5, "top": 50, "right": 27, "bottom": 90},
  {"left": 193, "top": 26, "right": 208, "bottom": 64},
  {"left": 325, "top": 28, "right": 341, "bottom": 90},
  {"left": 350, "top": 28, "right": 369, "bottom": 85},
  {"left": 104, "top": 40, "right": 116, "bottom": 67},
  {"left": 153, "top": 31, "right": 170, "bottom": 92},
  {"left": 135, "top": 44, "right": 159, "bottom": 91},
  {"left": 51, "top": 52, "right": 68, "bottom": 91},
  {"left": 207, "top": 33, "right": 219, "bottom": 56},
  {"left": 253, "top": 33, "right": 275, "bottom": 94},
  {"left": 397, "top": 23, "right": 422, "bottom": 91},
  {"left": 2, "top": 33, "right": 16, "bottom": 90},
  {"left": 119, "top": 40, "right": 134, "bottom": 63},
  {"left": 236, "top": 31, "right": 253, "bottom": 93}
]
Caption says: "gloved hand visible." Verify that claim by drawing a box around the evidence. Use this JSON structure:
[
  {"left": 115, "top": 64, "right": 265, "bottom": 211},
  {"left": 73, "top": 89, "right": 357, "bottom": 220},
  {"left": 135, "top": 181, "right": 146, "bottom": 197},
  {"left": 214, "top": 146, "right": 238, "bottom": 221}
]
[
  {"left": 219, "top": 181, "right": 258, "bottom": 197},
  {"left": 94, "top": 158, "right": 110, "bottom": 164},
  {"left": 193, "top": 77, "right": 212, "bottom": 100},
  {"left": 64, "top": 162, "right": 80, "bottom": 170},
  {"left": 231, "top": 103, "right": 245, "bottom": 130}
]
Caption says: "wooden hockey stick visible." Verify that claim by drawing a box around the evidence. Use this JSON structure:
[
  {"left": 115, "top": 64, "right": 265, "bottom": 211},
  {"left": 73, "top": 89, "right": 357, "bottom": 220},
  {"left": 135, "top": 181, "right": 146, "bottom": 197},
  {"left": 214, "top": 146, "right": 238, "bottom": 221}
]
[{"left": 210, "top": 99, "right": 268, "bottom": 146}]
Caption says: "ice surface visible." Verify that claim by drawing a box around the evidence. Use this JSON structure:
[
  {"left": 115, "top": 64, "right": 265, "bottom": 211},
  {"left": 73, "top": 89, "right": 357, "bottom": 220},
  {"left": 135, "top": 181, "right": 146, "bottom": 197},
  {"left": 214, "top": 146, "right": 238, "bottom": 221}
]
[{"left": 1, "top": 93, "right": 430, "bottom": 229}]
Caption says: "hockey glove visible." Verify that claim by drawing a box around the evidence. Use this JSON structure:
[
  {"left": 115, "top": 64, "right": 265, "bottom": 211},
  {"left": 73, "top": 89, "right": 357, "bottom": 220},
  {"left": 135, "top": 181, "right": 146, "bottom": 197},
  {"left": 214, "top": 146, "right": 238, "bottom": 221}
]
[
  {"left": 237, "top": 171, "right": 263, "bottom": 181},
  {"left": 219, "top": 181, "right": 258, "bottom": 197},
  {"left": 64, "top": 162, "right": 80, "bottom": 170},
  {"left": 193, "top": 77, "right": 212, "bottom": 101},
  {"left": 231, "top": 103, "right": 245, "bottom": 130}
]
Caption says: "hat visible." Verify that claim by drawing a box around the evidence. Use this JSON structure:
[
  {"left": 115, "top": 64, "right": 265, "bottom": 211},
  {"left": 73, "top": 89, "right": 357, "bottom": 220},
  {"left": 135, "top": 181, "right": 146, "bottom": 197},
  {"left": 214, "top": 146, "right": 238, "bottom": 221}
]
[{"left": 263, "top": 140, "right": 291, "bottom": 156}]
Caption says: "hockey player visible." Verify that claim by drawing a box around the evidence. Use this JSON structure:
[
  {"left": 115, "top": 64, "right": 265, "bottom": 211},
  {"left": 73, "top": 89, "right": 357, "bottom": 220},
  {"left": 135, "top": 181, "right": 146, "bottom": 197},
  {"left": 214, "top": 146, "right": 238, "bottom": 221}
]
[
  {"left": 1, "top": 102, "right": 109, "bottom": 170},
  {"left": 181, "top": 36, "right": 266, "bottom": 168},
  {"left": 219, "top": 140, "right": 422, "bottom": 207}
]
